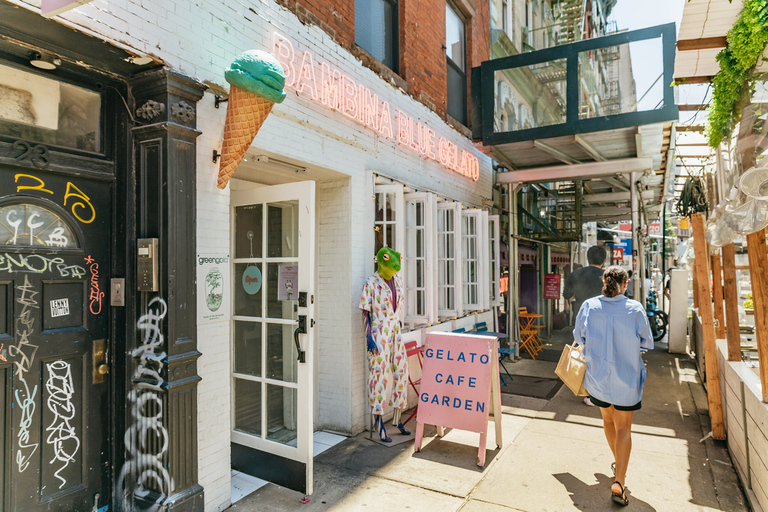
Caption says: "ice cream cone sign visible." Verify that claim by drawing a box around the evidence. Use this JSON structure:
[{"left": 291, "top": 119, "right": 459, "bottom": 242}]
[{"left": 217, "top": 50, "right": 286, "bottom": 189}]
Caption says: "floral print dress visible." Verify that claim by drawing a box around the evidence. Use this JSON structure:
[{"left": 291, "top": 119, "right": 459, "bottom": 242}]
[{"left": 359, "top": 272, "right": 408, "bottom": 415}]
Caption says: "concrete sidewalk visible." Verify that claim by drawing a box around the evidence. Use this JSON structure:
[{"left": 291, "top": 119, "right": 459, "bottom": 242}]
[{"left": 229, "top": 330, "right": 749, "bottom": 511}]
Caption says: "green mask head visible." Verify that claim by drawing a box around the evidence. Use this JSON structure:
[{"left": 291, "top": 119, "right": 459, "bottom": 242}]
[{"left": 376, "top": 247, "right": 401, "bottom": 280}]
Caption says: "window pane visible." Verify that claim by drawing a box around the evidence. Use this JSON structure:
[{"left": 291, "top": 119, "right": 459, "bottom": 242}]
[
  {"left": 234, "top": 320, "right": 262, "bottom": 377},
  {"left": 266, "top": 263, "right": 299, "bottom": 320},
  {"left": 0, "top": 203, "right": 78, "bottom": 248},
  {"left": 234, "top": 379, "right": 262, "bottom": 436},
  {"left": 267, "top": 201, "right": 298, "bottom": 258},
  {"left": 235, "top": 205, "right": 263, "bottom": 259},
  {"left": 447, "top": 60, "right": 467, "bottom": 125},
  {"left": 234, "top": 263, "right": 263, "bottom": 316},
  {"left": 266, "top": 322, "right": 298, "bottom": 383},
  {"left": 0, "top": 64, "right": 101, "bottom": 152},
  {"left": 445, "top": 3, "right": 465, "bottom": 71},
  {"left": 355, "top": 0, "right": 397, "bottom": 70},
  {"left": 266, "top": 385, "right": 298, "bottom": 446}
]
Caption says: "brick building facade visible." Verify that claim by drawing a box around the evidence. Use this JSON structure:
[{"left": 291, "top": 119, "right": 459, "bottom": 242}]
[{"left": 0, "top": 0, "right": 495, "bottom": 510}]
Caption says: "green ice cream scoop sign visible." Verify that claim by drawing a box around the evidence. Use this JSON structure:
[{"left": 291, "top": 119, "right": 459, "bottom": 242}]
[{"left": 243, "top": 265, "right": 262, "bottom": 295}]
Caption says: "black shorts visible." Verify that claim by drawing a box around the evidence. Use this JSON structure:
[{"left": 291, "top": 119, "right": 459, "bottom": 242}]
[{"left": 589, "top": 395, "right": 642, "bottom": 411}]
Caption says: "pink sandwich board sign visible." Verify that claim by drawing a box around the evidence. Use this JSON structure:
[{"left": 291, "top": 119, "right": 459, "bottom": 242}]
[
  {"left": 41, "top": 0, "right": 94, "bottom": 18},
  {"left": 414, "top": 331, "right": 503, "bottom": 466}
]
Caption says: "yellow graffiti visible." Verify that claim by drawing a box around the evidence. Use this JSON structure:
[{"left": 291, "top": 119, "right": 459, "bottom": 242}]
[
  {"left": 64, "top": 183, "right": 95, "bottom": 224},
  {"left": 15, "top": 174, "right": 53, "bottom": 195}
]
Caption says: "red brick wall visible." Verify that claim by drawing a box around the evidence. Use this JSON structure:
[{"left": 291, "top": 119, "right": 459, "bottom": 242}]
[{"left": 277, "top": 0, "right": 489, "bottom": 129}]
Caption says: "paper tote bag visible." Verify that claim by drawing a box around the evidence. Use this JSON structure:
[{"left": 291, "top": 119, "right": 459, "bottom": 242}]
[{"left": 555, "top": 342, "right": 589, "bottom": 396}]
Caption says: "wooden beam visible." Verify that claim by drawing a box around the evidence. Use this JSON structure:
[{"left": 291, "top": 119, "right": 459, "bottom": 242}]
[
  {"left": 676, "top": 125, "right": 706, "bottom": 132},
  {"left": 722, "top": 244, "right": 741, "bottom": 361},
  {"left": 674, "top": 76, "right": 714, "bottom": 84},
  {"left": 712, "top": 253, "right": 725, "bottom": 339},
  {"left": 691, "top": 213, "right": 725, "bottom": 439},
  {"left": 574, "top": 134, "right": 607, "bottom": 162},
  {"left": 533, "top": 140, "right": 582, "bottom": 165},
  {"left": 676, "top": 36, "right": 728, "bottom": 51},
  {"left": 677, "top": 104, "right": 709, "bottom": 111},
  {"left": 746, "top": 228, "right": 768, "bottom": 402},
  {"left": 495, "top": 157, "right": 654, "bottom": 184}
]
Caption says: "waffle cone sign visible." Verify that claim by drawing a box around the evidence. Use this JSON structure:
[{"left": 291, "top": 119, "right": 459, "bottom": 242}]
[
  {"left": 217, "top": 86, "right": 275, "bottom": 189},
  {"left": 216, "top": 50, "right": 286, "bottom": 189}
]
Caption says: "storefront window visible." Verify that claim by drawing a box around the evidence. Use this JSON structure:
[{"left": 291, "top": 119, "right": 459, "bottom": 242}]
[
  {"left": 0, "top": 201, "right": 79, "bottom": 248},
  {"left": 437, "top": 202, "right": 462, "bottom": 317},
  {"left": 404, "top": 193, "right": 435, "bottom": 324},
  {"left": 0, "top": 63, "right": 101, "bottom": 153},
  {"left": 462, "top": 209, "right": 489, "bottom": 310},
  {"left": 489, "top": 215, "right": 501, "bottom": 307},
  {"left": 374, "top": 184, "right": 403, "bottom": 256}
]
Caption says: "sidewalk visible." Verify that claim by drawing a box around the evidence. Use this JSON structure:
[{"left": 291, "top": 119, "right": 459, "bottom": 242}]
[{"left": 229, "top": 330, "right": 749, "bottom": 511}]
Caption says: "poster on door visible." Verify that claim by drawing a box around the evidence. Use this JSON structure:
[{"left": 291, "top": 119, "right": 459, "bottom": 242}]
[
  {"left": 278, "top": 265, "right": 299, "bottom": 300},
  {"left": 197, "top": 254, "right": 230, "bottom": 324}
]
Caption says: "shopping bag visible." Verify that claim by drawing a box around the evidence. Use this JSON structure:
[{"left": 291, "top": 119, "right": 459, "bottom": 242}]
[{"left": 555, "top": 342, "right": 589, "bottom": 396}]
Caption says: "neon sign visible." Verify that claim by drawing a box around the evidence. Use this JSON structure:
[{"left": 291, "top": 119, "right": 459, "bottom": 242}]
[{"left": 272, "top": 33, "right": 480, "bottom": 181}]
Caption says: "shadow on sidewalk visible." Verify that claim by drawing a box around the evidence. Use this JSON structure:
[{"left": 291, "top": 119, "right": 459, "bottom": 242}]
[{"left": 554, "top": 472, "right": 657, "bottom": 511}]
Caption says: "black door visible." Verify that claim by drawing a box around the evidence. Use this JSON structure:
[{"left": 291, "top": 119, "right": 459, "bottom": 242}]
[{"left": 0, "top": 167, "right": 111, "bottom": 511}]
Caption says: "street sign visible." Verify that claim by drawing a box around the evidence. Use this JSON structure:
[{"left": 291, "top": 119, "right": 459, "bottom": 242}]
[
  {"left": 649, "top": 221, "right": 662, "bottom": 235},
  {"left": 415, "top": 332, "right": 503, "bottom": 467},
  {"left": 543, "top": 274, "right": 561, "bottom": 299},
  {"left": 613, "top": 247, "right": 624, "bottom": 260}
]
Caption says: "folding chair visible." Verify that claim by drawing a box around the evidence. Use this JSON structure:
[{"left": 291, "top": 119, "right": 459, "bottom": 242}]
[
  {"left": 518, "top": 307, "right": 544, "bottom": 358},
  {"left": 403, "top": 341, "right": 423, "bottom": 426}
]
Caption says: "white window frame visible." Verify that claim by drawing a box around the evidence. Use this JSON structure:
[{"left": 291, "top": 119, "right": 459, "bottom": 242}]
[
  {"left": 373, "top": 184, "right": 405, "bottom": 257},
  {"left": 461, "top": 209, "right": 487, "bottom": 311},
  {"left": 404, "top": 192, "right": 438, "bottom": 325},
  {"left": 437, "top": 201, "right": 463, "bottom": 318},
  {"left": 489, "top": 214, "right": 501, "bottom": 307}
]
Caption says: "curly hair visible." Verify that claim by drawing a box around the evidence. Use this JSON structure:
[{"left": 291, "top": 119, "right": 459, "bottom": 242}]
[{"left": 602, "top": 265, "right": 629, "bottom": 297}]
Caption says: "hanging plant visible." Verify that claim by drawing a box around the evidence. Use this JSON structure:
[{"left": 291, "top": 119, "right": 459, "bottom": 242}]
[{"left": 706, "top": 0, "right": 768, "bottom": 147}]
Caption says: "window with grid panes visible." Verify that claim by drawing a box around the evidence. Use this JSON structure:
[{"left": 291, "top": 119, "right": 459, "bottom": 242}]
[
  {"left": 488, "top": 215, "right": 501, "bottom": 307},
  {"left": 404, "top": 193, "right": 437, "bottom": 324},
  {"left": 437, "top": 202, "right": 462, "bottom": 317},
  {"left": 374, "top": 185, "right": 403, "bottom": 258}
]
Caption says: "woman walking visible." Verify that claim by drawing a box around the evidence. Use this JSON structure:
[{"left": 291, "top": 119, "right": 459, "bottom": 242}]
[{"left": 573, "top": 266, "right": 654, "bottom": 506}]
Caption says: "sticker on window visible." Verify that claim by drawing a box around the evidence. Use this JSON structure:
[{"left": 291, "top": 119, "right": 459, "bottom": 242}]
[{"left": 50, "top": 298, "right": 70, "bottom": 318}]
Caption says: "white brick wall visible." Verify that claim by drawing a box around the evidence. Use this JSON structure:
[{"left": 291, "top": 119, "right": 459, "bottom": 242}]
[{"left": 13, "top": 0, "right": 493, "bottom": 508}]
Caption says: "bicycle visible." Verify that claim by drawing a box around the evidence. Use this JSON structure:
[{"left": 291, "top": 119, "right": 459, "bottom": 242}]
[{"left": 645, "top": 290, "right": 668, "bottom": 341}]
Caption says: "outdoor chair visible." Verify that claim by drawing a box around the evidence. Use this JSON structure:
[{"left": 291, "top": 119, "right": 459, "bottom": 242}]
[
  {"left": 518, "top": 307, "right": 544, "bottom": 358},
  {"left": 403, "top": 340, "right": 423, "bottom": 426}
]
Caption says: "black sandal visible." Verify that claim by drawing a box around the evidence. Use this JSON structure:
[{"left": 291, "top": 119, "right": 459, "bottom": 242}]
[{"left": 611, "top": 481, "right": 628, "bottom": 506}]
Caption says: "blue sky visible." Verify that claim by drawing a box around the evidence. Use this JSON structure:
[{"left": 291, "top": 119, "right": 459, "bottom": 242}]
[{"left": 610, "top": 0, "right": 709, "bottom": 121}]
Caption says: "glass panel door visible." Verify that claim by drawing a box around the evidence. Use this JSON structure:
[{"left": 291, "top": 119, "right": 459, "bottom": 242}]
[{"left": 230, "top": 181, "right": 315, "bottom": 495}]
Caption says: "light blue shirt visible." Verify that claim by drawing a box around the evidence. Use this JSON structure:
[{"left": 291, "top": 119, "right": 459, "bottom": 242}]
[{"left": 573, "top": 294, "right": 654, "bottom": 407}]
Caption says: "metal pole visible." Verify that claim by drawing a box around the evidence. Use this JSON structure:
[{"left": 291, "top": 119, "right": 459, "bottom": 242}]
[
  {"left": 630, "top": 172, "right": 640, "bottom": 300},
  {"left": 662, "top": 201, "right": 667, "bottom": 311}
]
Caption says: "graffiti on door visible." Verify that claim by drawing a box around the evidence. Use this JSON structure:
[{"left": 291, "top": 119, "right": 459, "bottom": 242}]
[
  {"left": 45, "top": 360, "right": 80, "bottom": 488},
  {"left": 119, "top": 297, "right": 174, "bottom": 509},
  {"left": 85, "top": 255, "right": 104, "bottom": 315},
  {"left": 10, "top": 275, "right": 40, "bottom": 472}
]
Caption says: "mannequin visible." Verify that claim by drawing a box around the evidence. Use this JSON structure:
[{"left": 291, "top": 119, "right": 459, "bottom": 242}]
[{"left": 359, "top": 247, "right": 410, "bottom": 442}]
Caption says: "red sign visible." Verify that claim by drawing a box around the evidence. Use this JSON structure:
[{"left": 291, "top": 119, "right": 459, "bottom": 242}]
[
  {"left": 41, "top": 0, "right": 93, "bottom": 17},
  {"left": 649, "top": 221, "right": 662, "bottom": 235},
  {"left": 613, "top": 247, "right": 624, "bottom": 260},
  {"left": 543, "top": 273, "right": 561, "bottom": 300}
]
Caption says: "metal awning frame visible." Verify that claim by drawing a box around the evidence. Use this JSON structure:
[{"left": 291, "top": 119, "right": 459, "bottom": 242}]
[{"left": 472, "top": 23, "right": 679, "bottom": 145}]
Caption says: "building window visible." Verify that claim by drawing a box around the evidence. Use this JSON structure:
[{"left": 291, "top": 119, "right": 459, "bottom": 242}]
[
  {"left": 373, "top": 178, "right": 494, "bottom": 327},
  {"left": 502, "top": 0, "right": 508, "bottom": 34},
  {"left": 374, "top": 184, "right": 403, "bottom": 256},
  {"left": 355, "top": 0, "right": 399, "bottom": 72},
  {"left": 404, "top": 193, "right": 436, "bottom": 324},
  {"left": 489, "top": 214, "right": 501, "bottom": 307},
  {"left": 445, "top": 2, "right": 467, "bottom": 125}
]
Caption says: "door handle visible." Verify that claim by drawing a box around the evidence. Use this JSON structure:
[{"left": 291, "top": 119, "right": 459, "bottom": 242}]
[
  {"left": 92, "top": 339, "right": 108, "bottom": 384},
  {"left": 294, "top": 316, "right": 307, "bottom": 363}
]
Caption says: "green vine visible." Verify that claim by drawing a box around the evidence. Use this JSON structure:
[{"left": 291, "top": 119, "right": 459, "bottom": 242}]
[{"left": 706, "top": 0, "right": 768, "bottom": 147}]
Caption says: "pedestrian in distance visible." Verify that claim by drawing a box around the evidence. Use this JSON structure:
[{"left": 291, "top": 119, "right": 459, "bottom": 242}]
[
  {"left": 563, "top": 245, "right": 606, "bottom": 406},
  {"left": 572, "top": 266, "right": 654, "bottom": 506}
]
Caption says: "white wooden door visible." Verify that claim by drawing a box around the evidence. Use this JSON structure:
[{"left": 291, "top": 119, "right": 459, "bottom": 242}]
[{"left": 230, "top": 181, "right": 315, "bottom": 495}]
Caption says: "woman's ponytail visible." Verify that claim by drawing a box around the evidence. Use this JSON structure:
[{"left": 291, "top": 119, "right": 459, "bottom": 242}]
[{"left": 602, "top": 265, "right": 629, "bottom": 298}]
